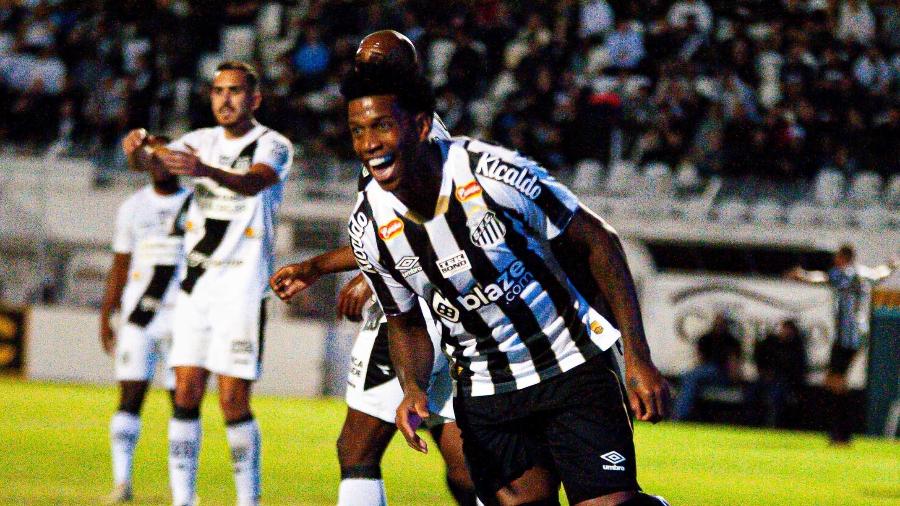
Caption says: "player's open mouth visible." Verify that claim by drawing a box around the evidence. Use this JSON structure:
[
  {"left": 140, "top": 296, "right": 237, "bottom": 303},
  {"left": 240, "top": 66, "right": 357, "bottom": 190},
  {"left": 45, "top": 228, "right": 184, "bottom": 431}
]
[{"left": 368, "top": 154, "right": 395, "bottom": 172}]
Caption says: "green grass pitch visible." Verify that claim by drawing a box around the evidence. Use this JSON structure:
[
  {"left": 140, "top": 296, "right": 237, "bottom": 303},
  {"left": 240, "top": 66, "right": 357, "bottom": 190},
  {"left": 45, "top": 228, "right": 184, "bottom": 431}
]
[{"left": 1, "top": 378, "right": 897, "bottom": 505}]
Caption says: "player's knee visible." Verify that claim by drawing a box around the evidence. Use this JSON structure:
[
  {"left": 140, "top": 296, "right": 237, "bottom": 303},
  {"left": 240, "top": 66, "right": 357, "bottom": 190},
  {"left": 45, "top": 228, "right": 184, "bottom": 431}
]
[
  {"left": 118, "top": 386, "right": 147, "bottom": 415},
  {"left": 174, "top": 382, "right": 204, "bottom": 408},
  {"left": 218, "top": 387, "right": 249, "bottom": 411}
]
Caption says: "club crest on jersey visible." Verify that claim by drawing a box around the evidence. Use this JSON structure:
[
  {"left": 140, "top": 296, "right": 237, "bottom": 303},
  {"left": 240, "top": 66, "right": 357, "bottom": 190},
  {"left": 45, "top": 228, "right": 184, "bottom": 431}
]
[
  {"left": 469, "top": 211, "right": 506, "bottom": 248},
  {"left": 474, "top": 152, "right": 542, "bottom": 199},
  {"left": 378, "top": 219, "right": 404, "bottom": 241},
  {"left": 436, "top": 251, "right": 471, "bottom": 279},
  {"left": 395, "top": 256, "right": 422, "bottom": 278},
  {"left": 455, "top": 180, "right": 483, "bottom": 202}
]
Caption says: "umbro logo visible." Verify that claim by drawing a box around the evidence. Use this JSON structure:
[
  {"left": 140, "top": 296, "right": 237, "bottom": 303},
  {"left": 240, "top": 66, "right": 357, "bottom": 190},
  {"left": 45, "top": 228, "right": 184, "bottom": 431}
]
[
  {"left": 395, "top": 256, "right": 422, "bottom": 278},
  {"left": 601, "top": 451, "right": 626, "bottom": 471},
  {"left": 469, "top": 211, "right": 506, "bottom": 248}
]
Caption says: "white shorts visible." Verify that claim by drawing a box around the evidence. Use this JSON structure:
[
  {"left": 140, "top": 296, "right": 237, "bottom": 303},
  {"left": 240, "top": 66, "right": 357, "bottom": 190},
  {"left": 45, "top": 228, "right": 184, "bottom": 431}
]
[
  {"left": 168, "top": 290, "right": 267, "bottom": 380},
  {"left": 345, "top": 307, "right": 454, "bottom": 427},
  {"left": 114, "top": 314, "right": 176, "bottom": 390}
]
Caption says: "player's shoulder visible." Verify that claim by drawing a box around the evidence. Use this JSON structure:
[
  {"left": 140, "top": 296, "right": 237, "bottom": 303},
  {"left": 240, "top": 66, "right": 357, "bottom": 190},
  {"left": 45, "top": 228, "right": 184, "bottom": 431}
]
[
  {"left": 257, "top": 125, "right": 292, "bottom": 148},
  {"left": 121, "top": 184, "right": 153, "bottom": 210},
  {"left": 453, "top": 137, "right": 550, "bottom": 200}
]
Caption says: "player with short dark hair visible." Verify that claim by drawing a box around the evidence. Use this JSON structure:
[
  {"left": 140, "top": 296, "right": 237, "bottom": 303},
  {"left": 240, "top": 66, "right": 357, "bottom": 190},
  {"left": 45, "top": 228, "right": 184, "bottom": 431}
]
[
  {"left": 100, "top": 139, "right": 190, "bottom": 503},
  {"left": 122, "top": 60, "right": 293, "bottom": 506},
  {"left": 789, "top": 244, "right": 897, "bottom": 444},
  {"left": 340, "top": 62, "right": 671, "bottom": 505},
  {"left": 269, "top": 30, "right": 476, "bottom": 505}
]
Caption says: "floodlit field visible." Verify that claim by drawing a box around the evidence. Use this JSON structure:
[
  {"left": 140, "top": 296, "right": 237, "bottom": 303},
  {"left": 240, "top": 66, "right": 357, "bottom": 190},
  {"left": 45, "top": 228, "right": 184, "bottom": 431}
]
[{"left": 0, "top": 378, "right": 897, "bottom": 505}]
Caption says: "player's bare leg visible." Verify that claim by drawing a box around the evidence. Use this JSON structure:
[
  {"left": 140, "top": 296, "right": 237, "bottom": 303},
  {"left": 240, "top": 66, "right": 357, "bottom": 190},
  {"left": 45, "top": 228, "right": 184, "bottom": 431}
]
[
  {"left": 169, "top": 366, "right": 209, "bottom": 506},
  {"left": 492, "top": 466, "right": 561, "bottom": 505},
  {"left": 336, "top": 407, "right": 397, "bottom": 506},
  {"left": 107, "top": 380, "right": 151, "bottom": 503},
  {"left": 218, "top": 374, "right": 260, "bottom": 506},
  {"left": 430, "top": 422, "right": 479, "bottom": 505}
]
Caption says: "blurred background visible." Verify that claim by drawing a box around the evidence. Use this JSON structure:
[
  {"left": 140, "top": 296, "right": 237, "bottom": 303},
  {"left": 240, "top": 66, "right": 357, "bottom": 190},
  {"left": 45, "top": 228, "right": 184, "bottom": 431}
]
[{"left": 0, "top": 0, "right": 898, "bottom": 438}]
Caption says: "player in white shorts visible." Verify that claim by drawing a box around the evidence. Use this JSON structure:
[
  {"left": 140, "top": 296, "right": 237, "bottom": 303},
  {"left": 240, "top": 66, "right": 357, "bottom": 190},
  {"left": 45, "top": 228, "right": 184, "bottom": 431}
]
[
  {"left": 99, "top": 148, "right": 190, "bottom": 503},
  {"left": 271, "top": 250, "right": 477, "bottom": 505},
  {"left": 122, "top": 61, "right": 293, "bottom": 506}
]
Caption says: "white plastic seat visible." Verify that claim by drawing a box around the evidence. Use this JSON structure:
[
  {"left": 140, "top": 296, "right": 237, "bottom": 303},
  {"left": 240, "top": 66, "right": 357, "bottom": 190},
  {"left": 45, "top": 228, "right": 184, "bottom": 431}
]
[
  {"left": 716, "top": 198, "right": 749, "bottom": 224},
  {"left": 849, "top": 171, "right": 882, "bottom": 207},
  {"left": 221, "top": 25, "right": 256, "bottom": 61},
  {"left": 884, "top": 174, "right": 900, "bottom": 208},
  {"left": 786, "top": 203, "right": 818, "bottom": 226},
  {"left": 572, "top": 159, "right": 604, "bottom": 193},
  {"left": 855, "top": 205, "right": 888, "bottom": 230},
  {"left": 750, "top": 199, "right": 784, "bottom": 224},
  {"left": 605, "top": 160, "right": 638, "bottom": 196},
  {"left": 813, "top": 168, "right": 845, "bottom": 207},
  {"left": 643, "top": 162, "right": 673, "bottom": 197},
  {"left": 64, "top": 250, "right": 112, "bottom": 308}
]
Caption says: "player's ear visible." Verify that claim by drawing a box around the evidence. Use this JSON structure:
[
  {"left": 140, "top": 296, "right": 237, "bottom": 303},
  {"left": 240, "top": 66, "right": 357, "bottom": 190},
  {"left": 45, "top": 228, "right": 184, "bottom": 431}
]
[
  {"left": 251, "top": 88, "right": 262, "bottom": 112},
  {"left": 415, "top": 112, "right": 431, "bottom": 142}
]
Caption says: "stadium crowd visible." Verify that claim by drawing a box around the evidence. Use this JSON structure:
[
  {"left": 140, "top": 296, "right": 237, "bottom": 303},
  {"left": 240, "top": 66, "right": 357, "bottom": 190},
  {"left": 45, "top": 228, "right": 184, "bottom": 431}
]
[{"left": 1, "top": 0, "right": 899, "bottom": 182}]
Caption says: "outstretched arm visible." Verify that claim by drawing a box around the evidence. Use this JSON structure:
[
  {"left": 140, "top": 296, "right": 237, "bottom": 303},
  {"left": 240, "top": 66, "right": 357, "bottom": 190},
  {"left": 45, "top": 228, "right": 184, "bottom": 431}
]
[
  {"left": 860, "top": 257, "right": 899, "bottom": 284},
  {"left": 787, "top": 266, "right": 829, "bottom": 284},
  {"left": 270, "top": 246, "right": 356, "bottom": 302},
  {"left": 387, "top": 310, "right": 434, "bottom": 453},
  {"left": 560, "top": 205, "right": 671, "bottom": 422},
  {"left": 99, "top": 253, "right": 130, "bottom": 355}
]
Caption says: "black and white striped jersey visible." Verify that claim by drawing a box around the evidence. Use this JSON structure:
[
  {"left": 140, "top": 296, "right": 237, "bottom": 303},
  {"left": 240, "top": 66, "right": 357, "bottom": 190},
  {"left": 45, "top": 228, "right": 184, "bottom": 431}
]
[{"left": 349, "top": 137, "right": 621, "bottom": 397}]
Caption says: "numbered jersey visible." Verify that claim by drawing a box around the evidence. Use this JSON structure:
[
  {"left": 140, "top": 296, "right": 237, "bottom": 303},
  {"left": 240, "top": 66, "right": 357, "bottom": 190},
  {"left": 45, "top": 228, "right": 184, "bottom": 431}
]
[
  {"left": 167, "top": 122, "right": 293, "bottom": 299},
  {"left": 113, "top": 185, "right": 191, "bottom": 327}
]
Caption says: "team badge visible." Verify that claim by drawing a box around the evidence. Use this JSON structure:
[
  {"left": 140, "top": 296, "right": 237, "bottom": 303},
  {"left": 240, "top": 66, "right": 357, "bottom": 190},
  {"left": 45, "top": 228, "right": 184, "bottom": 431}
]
[
  {"left": 455, "top": 180, "right": 482, "bottom": 202},
  {"left": 469, "top": 211, "right": 506, "bottom": 248},
  {"left": 436, "top": 251, "right": 471, "bottom": 279},
  {"left": 378, "top": 219, "right": 404, "bottom": 240},
  {"left": 431, "top": 290, "right": 460, "bottom": 323},
  {"left": 395, "top": 256, "right": 422, "bottom": 278}
]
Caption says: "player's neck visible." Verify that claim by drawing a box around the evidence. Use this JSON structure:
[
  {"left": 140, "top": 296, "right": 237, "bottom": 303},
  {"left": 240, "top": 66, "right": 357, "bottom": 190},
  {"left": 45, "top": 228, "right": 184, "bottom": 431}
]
[
  {"left": 222, "top": 118, "right": 255, "bottom": 139},
  {"left": 395, "top": 143, "right": 443, "bottom": 219},
  {"left": 153, "top": 180, "right": 180, "bottom": 195}
]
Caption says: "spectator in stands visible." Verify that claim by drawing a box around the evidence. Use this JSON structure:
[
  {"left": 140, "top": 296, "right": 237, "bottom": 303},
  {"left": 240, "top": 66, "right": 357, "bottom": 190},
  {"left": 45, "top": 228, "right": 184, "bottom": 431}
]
[
  {"left": 673, "top": 312, "right": 743, "bottom": 421},
  {"left": 751, "top": 320, "right": 807, "bottom": 428}
]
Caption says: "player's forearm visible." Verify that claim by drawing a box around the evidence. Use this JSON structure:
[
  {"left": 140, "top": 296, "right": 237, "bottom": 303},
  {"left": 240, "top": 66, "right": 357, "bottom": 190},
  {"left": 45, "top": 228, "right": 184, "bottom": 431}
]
[
  {"left": 311, "top": 246, "right": 357, "bottom": 276},
  {"left": 791, "top": 268, "right": 828, "bottom": 284},
  {"left": 100, "top": 257, "right": 129, "bottom": 320},
  {"left": 386, "top": 313, "right": 435, "bottom": 393},
  {"left": 202, "top": 165, "right": 273, "bottom": 196}
]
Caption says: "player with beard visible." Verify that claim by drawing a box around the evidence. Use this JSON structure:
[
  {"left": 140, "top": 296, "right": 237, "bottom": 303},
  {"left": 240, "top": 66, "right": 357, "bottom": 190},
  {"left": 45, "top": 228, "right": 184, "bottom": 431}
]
[
  {"left": 341, "top": 63, "right": 672, "bottom": 506},
  {"left": 269, "top": 31, "right": 477, "bottom": 505},
  {"left": 123, "top": 61, "right": 293, "bottom": 506}
]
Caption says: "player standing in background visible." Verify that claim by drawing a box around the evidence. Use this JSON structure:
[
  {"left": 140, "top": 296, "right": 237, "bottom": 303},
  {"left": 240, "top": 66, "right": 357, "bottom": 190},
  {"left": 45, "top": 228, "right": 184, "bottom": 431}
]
[
  {"left": 341, "top": 63, "right": 671, "bottom": 505},
  {"left": 122, "top": 61, "right": 293, "bottom": 506},
  {"left": 788, "top": 245, "right": 897, "bottom": 444},
  {"left": 100, "top": 142, "right": 190, "bottom": 504},
  {"left": 267, "top": 30, "right": 477, "bottom": 505}
]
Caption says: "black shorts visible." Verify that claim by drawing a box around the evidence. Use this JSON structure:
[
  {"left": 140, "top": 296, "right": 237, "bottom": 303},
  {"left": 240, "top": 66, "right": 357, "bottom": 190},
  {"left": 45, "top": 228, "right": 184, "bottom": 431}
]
[
  {"left": 453, "top": 350, "right": 639, "bottom": 504},
  {"left": 828, "top": 342, "right": 860, "bottom": 375}
]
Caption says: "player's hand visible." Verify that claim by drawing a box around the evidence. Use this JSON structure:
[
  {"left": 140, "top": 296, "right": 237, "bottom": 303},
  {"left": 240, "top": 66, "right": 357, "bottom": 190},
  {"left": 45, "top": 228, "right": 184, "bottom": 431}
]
[
  {"left": 396, "top": 387, "right": 430, "bottom": 453},
  {"left": 785, "top": 266, "right": 804, "bottom": 281},
  {"left": 100, "top": 321, "right": 116, "bottom": 356},
  {"left": 625, "top": 358, "right": 671, "bottom": 423},
  {"left": 122, "top": 128, "right": 148, "bottom": 156},
  {"left": 156, "top": 146, "right": 208, "bottom": 177},
  {"left": 269, "top": 262, "right": 320, "bottom": 302},
  {"left": 336, "top": 274, "right": 372, "bottom": 321}
]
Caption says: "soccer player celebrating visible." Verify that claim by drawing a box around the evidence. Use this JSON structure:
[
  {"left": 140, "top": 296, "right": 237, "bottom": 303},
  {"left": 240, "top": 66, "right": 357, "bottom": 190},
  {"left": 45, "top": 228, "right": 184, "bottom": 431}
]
[
  {"left": 341, "top": 63, "right": 672, "bottom": 505},
  {"left": 122, "top": 61, "right": 293, "bottom": 506},
  {"left": 268, "top": 30, "right": 476, "bottom": 505},
  {"left": 100, "top": 141, "right": 190, "bottom": 504}
]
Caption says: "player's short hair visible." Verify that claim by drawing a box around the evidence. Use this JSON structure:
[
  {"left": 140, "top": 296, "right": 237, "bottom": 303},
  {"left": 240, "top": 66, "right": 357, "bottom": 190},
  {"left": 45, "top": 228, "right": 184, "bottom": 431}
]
[
  {"left": 837, "top": 244, "right": 855, "bottom": 261},
  {"left": 215, "top": 61, "right": 260, "bottom": 91},
  {"left": 340, "top": 61, "right": 435, "bottom": 117}
]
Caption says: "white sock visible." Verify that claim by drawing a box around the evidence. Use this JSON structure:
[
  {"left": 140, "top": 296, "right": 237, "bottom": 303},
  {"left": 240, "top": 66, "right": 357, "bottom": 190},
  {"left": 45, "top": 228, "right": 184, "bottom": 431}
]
[
  {"left": 168, "top": 418, "right": 201, "bottom": 506},
  {"left": 110, "top": 411, "right": 141, "bottom": 487},
  {"left": 226, "top": 418, "right": 261, "bottom": 506},
  {"left": 337, "top": 478, "right": 387, "bottom": 506}
]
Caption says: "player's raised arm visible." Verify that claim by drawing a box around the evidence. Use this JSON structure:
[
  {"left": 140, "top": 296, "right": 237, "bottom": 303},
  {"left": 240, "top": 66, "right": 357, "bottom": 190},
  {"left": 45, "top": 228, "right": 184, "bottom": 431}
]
[
  {"left": 786, "top": 266, "right": 829, "bottom": 284},
  {"left": 336, "top": 274, "right": 372, "bottom": 321},
  {"left": 269, "top": 246, "right": 356, "bottom": 302},
  {"left": 561, "top": 205, "right": 671, "bottom": 423},
  {"left": 859, "top": 256, "right": 899, "bottom": 283},
  {"left": 386, "top": 309, "right": 434, "bottom": 454}
]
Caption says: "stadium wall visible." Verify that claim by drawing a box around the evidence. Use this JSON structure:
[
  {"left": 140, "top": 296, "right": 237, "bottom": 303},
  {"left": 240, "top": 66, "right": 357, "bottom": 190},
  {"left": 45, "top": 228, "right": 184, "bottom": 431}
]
[{"left": 25, "top": 305, "right": 326, "bottom": 396}]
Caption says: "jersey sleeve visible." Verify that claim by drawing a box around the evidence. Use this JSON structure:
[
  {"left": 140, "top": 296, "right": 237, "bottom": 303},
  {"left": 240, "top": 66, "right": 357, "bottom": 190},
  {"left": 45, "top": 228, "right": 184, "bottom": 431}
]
[
  {"left": 166, "top": 129, "right": 204, "bottom": 153},
  {"left": 111, "top": 198, "right": 134, "bottom": 254},
  {"left": 254, "top": 133, "right": 294, "bottom": 181},
  {"left": 468, "top": 142, "right": 580, "bottom": 240},
  {"left": 348, "top": 203, "right": 417, "bottom": 316}
]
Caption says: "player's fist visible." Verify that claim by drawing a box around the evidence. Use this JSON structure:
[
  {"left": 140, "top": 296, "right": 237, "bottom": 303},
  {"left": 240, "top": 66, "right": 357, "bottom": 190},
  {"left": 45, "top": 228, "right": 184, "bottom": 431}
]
[
  {"left": 122, "top": 128, "right": 149, "bottom": 157},
  {"left": 269, "top": 262, "right": 320, "bottom": 302},
  {"left": 336, "top": 274, "right": 372, "bottom": 321},
  {"left": 625, "top": 359, "right": 671, "bottom": 424}
]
